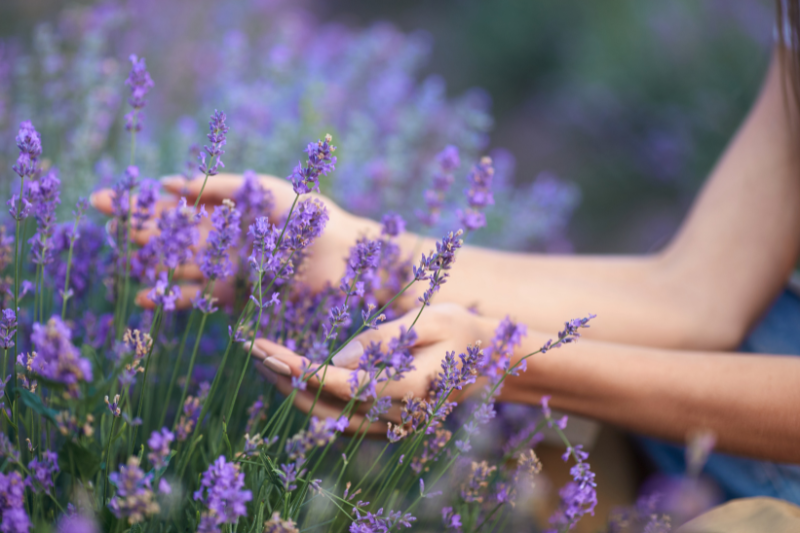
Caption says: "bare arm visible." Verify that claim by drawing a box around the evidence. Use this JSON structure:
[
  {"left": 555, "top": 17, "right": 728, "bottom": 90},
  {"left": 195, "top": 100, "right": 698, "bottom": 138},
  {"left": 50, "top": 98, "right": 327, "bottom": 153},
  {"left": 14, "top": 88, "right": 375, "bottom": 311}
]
[
  {"left": 501, "top": 326, "right": 800, "bottom": 463},
  {"left": 384, "top": 52, "right": 800, "bottom": 351}
]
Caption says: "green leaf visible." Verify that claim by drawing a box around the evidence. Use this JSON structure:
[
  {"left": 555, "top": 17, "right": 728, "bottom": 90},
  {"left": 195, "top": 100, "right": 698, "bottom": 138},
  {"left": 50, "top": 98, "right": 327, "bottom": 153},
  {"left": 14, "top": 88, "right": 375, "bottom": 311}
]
[
  {"left": 58, "top": 440, "right": 102, "bottom": 480},
  {"left": 18, "top": 389, "right": 59, "bottom": 423}
]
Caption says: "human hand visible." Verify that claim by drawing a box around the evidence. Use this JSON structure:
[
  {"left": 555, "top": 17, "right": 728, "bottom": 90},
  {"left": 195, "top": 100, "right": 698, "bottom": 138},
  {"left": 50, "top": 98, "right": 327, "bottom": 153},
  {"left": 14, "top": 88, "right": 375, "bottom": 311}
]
[
  {"left": 249, "top": 303, "right": 496, "bottom": 436},
  {"left": 90, "top": 172, "right": 381, "bottom": 309}
]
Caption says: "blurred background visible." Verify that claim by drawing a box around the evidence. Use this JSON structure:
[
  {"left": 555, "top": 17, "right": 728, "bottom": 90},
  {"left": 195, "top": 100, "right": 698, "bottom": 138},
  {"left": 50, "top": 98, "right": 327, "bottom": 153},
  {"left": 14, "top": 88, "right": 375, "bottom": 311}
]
[{"left": 0, "top": 0, "right": 774, "bottom": 253}]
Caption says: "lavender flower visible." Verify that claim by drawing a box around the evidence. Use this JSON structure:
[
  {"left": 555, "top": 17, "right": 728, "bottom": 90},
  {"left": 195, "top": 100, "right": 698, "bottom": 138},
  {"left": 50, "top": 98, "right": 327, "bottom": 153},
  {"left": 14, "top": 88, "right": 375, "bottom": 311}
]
[
  {"left": 194, "top": 456, "right": 252, "bottom": 532},
  {"left": 457, "top": 156, "right": 495, "bottom": 231},
  {"left": 29, "top": 169, "right": 62, "bottom": 266},
  {"left": 0, "top": 309, "right": 16, "bottom": 349},
  {"left": 133, "top": 177, "right": 158, "bottom": 231},
  {"left": 417, "top": 145, "right": 460, "bottom": 228},
  {"left": 108, "top": 457, "right": 159, "bottom": 524},
  {"left": 153, "top": 197, "right": 204, "bottom": 269},
  {"left": 381, "top": 213, "right": 406, "bottom": 237},
  {"left": 234, "top": 171, "right": 274, "bottom": 225},
  {"left": 442, "top": 507, "right": 462, "bottom": 531},
  {"left": 0, "top": 471, "right": 30, "bottom": 533},
  {"left": 284, "top": 199, "right": 329, "bottom": 252},
  {"left": 12, "top": 121, "right": 42, "bottom": 179},
  {"left": 148, "top": 272, "right": 179, "bottom": 311},
  {"left": 198, "top": 199, "right": 241, "bottom": 280},
  {"left": 124, "top": 55, "right": 154, "bottom": 132},
  {"left": 339, "top": 237, "right": 381, "bottom": 297},
  {"left": 541, "top": 314, "right": 596, "bottom": 354},
  {"left": 198, "top": 110, "right": 228, "bottom": 176},
  {"left": 30, "top": 316, "right": 92, "bottom": 395},
  {"left": 263, "top": 512, "right": 299, "bottom": 533},
  {"left": 176, "top": 382, "right": 210, "bottom": 441},
  {"left": 349, "top": 508, "right": 415, "bottom": 532},
  {"left": 461, "top": 461, "right": 496, "bottom": 503},
  {"left": 289, "top": 135, "right": 337, "bottom": 195},
  {"left": 545, "top": 438, "right": 597, "bottom": 533},
  {"left": 413, "top": 229, "right": 464, "bottom": 306},
  {"left": 27, "top": 451, "right": 59, "bottom": 494},
  {"left": 147, "top": 428, "right": 175, "bottom": 469},
  {"left": 55, "top": 508, "right": 98, "bottom": 533}
]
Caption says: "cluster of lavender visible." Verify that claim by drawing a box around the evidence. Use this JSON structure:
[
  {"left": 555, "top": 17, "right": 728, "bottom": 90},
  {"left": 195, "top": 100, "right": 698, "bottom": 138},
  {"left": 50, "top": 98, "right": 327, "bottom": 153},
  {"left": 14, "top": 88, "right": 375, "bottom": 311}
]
[
  {"left": 0, "top": 0, "right": 578, "bottom": 253},
  {"left": 0, "top": 20, "right": 609, "bottom": 533}
]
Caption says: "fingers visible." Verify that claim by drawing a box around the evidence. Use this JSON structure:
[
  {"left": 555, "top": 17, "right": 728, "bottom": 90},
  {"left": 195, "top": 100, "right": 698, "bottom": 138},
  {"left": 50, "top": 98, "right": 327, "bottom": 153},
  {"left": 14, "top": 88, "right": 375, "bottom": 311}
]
[
  {"left": 133, "top": 280, "right": 235, "bottom": 310},
  {"left": 249, "top": 338, "right": 364, "bottom": 401},
  {"left": 256, "top": 362, "right": 397, "bottom": 436}
]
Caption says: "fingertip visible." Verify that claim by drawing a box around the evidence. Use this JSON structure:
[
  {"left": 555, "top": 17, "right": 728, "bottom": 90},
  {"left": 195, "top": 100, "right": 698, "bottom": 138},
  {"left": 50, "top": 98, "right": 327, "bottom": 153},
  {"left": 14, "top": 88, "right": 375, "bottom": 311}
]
[
  {"left": 160, "top": 175, "right": 186, "bottom": 193},
  {"left": 134, "top": 290, "right": 155, "bottom": 309}
]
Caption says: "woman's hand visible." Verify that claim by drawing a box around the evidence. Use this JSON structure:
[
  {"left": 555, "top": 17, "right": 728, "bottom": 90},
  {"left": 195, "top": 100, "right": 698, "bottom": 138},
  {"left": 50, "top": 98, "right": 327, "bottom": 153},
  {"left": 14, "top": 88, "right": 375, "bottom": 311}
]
[
  {"left": 250, "top": 303, "right": 497, "bottom": 436},
  {"left": 90, "top": 173, "right": 381, "bottom": 309}
]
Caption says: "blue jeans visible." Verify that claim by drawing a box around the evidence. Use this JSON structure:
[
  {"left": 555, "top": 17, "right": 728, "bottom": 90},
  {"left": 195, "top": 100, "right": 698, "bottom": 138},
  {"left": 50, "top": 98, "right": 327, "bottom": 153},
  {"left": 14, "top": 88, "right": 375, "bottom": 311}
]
[{"left": 636, "top": 288, "right": 800, "bottom": 504}]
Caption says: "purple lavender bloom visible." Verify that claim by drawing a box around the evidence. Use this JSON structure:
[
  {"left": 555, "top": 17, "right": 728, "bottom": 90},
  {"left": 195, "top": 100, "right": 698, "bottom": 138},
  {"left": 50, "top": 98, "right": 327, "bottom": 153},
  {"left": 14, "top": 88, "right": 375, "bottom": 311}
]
[
  {"left": 198, "top": 199, "right": 241, "bottom": 280},
  {"left": 0, "top": 471, "right": 30, "bottom": 533},
  {"left": 545, "top": 443, "right": 597, "bottom": 533},
  {"left": 417, "top": 145, "right": 460, "bottom": 228},
  {"left": 457, "top": 156, "right": 495, "bottom": 231},
  {"left": 289, "top": 135, "right": 337, "bottom": 195},
  {"left": 366, "top": 396, "right": 392, "bottom": 423},
  {"left": 413, "top": 229, "right": 464, "bottom": 306},
  {"left": 284, "top": 199, "right": 329, "bottom": 252},
  {"left": 350, "top": 508, "right": 415, "bottom": 532},
  {"left": 234, "top": 170, "right": 275, "bottom": 228},
  {"left": 7, "top": 195, "right": 32, "bottom": 222},
  {"left": 193, "top": 456, "right": 252, "bottom": 531},
  {"left": 541, "top": 314, "right": 596, "bottom": 354},
  {"left": 340, "top": 237, "right": 381, "bottom": 297},
  {"left": 12, "top": 121, "right": 42, "bottom": 179},
  {"left": 147, "top": 428, "right": 175, "bottom": 469},
  {"left": 30, "top": 316, "right": 93, "bottom": 395},
  {"left": 381, "top": 212, "right": 406, "bottom": 237},
  {"left": 124, "top": 55, "right": 154, "bottom": 132},
  {"left": 29, "top": 169, "right": 62, "bottom": 266},
  {"left": 55, "top": 509, "right": 98, "bottom": 533},
  {"left": 108, "top": 457, "right": 159, "bottom": 524},
  {"left": 437, "top": 145, "right": 461, "bottom": 172},
  {"left": 148, "top": 272, "right": 179, "bottom": 311},
  {"left": 0, "top": 309, "right": 16, "bottom": 349},
  {"left": 133, "top": 177, "right": 158, "bottom": 231},
  {"left": 198, "top": 110, "right": 229, "bottom": 177},
  {"left": 154, "top": 197, "right": 203, "bottom": 269},
  {"left": 27, "top": 450, "right": 59, "bottom": 494},
  {"left": 442, "top": 507, "right": 462, "bottom": 530}
]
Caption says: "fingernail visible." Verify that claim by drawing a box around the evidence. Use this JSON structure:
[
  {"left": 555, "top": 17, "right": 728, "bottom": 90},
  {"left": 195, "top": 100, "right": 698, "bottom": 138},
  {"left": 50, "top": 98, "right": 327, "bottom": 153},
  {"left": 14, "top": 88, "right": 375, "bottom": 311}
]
[
  {"left": 263, "top": 356, "right": 291, "bottom": 376},
  {"left": 160, "top": 175, "right": 185, "bottom": 188},
  {"left": 332, "top": 341, "right": 363, "bottom": 367},
  {"left": 243, "top": 342, "right": 267, "bottom": 359}
]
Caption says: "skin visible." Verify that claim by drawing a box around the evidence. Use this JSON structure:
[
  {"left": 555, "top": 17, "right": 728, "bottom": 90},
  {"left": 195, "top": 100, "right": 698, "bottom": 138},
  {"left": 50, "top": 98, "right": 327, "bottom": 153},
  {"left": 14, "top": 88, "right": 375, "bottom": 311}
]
[{"left": 91, "top": 51, "right": 800, "bottom": 462}]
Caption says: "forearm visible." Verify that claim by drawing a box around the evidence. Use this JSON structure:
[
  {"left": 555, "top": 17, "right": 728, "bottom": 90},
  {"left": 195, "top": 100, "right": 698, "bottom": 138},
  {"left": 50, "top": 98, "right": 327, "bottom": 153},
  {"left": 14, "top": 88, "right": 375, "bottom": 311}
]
[
  {"left": 501, "top": 329, "right": 800, "bottom": 463},
  {"left": 391, "top": 229, "right": 720, "bottom": 350}
]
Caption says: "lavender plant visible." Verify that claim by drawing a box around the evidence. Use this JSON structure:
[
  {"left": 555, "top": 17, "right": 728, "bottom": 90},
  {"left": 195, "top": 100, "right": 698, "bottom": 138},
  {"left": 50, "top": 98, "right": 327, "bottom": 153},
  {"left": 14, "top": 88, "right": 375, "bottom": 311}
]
[{"left": 0, "top": 26, "right": 600, "bottom": 533}]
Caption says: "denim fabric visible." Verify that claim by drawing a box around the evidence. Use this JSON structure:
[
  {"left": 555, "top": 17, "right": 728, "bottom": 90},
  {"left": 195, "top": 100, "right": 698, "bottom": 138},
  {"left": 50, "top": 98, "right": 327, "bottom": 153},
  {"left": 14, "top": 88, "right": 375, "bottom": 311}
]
[{"left": 637, "top": 288, "right": 800, "bottom": 504}]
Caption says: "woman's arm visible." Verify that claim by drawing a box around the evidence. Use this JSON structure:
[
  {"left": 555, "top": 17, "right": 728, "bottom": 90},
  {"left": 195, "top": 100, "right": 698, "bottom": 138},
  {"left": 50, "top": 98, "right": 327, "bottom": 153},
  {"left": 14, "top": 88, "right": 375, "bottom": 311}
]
[
  {"left": 386, "top": 52, "right": 800, "bottom": 351},
  {"left": 504, "top": 327, "right": 800, "bottom": 463}
]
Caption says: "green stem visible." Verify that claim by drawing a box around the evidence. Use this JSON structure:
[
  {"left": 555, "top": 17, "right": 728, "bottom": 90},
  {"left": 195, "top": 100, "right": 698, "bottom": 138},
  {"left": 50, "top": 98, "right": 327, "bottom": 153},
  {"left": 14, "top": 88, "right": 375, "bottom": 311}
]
[
  {"left": 172, "top": 312, "right": 209, "bottom": 432},
  {"left": 60, "top": 210, "right": 84, "bottom": 319},
  {"left": 158, "top": 309, "right": 198, "bottom": 429}
]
